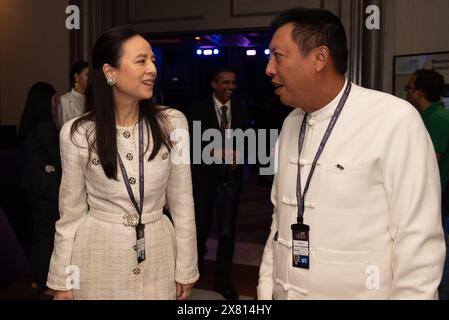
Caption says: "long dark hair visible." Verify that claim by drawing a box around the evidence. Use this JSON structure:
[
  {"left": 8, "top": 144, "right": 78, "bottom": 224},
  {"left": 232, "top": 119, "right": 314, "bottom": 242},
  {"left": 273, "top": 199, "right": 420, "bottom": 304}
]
[
  {"left": 18, "top": 82, "right": 56, "bottom": 140},
  {"left": 71, "top": 26, "right": 172, "bottom": 180}
]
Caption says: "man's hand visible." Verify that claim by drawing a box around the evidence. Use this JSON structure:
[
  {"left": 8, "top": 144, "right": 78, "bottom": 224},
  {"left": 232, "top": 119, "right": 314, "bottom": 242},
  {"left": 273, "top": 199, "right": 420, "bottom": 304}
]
[
  {"left": 211, "top": 148, "right": 241, "bottom": 169},
  {"left": 53, "top": 290, "right": 74, "bottom": 300},
  {"left": 176, "top": 282, "right": 196, "bottom": 300},
  {"left": 231, "top": 150, "right": 241, "bottom": 170},
  {"left": 224, "top": 149, "right": 241, "bottom": 170}
]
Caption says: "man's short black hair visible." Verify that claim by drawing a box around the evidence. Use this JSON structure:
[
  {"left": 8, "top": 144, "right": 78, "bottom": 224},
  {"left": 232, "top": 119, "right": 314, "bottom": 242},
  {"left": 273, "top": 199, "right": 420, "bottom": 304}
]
[
  {"left": 271, "top": 7, "right": 349, "bottom": 74},
  {"left": 212, "top": 67, "right": 235, "bottom": 82},
  {"left": 413, "top": 69, "right": 445, "bottom": 103}
]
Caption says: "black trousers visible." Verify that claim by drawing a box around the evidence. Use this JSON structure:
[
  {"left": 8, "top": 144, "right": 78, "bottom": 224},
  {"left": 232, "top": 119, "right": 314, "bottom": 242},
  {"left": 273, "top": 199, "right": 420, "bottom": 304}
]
[
  {"left": 27, "top": 193, "right": 58, "bottom": 292},
  {"left": 194, "top": 167, "right": 241, "bottom": 280}
]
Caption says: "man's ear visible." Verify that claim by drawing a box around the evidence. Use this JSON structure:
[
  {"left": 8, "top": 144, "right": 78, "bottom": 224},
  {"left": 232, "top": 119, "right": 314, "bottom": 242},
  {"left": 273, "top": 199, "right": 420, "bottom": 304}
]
[
  {"left": 313, "top": 46, "right": 330, "bottom": 73},
  {"left": 102, "top": 64, "right": 115, "bottom": 80},
  {"left": 211, "top": 80, "right": 217, "bottom": 90},
  {"left": 415, "top": 89, "right": 426, "bottom": 101}
]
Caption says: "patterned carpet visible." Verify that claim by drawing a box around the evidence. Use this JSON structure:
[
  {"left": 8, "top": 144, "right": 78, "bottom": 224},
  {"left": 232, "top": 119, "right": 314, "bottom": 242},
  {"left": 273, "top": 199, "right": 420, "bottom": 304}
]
[{"left": 194, "top": 171, "right": 273, "bottom": 299}]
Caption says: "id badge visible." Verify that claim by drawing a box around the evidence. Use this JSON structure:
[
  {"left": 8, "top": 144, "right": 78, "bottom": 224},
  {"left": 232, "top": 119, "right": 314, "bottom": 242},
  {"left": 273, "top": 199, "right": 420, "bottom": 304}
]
[
  {"left": 291, "top": 223, "right": 310, "bottom": 269},
  {"left": 136, "top": 224, "right": 146, "bottom": 264}
]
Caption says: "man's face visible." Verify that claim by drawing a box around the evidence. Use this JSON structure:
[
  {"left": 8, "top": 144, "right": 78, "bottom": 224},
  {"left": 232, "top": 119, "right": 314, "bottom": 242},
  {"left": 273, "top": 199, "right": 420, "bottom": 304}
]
[
  {"left": 406, "top": 75, "right": 419, "bottom": 108},
  {"left": 266, "top": 23, "right": 316, "bottom": 109},
  {"left": 75, "top": 67, "right": 89, "bottom": 91},
  {"left": 212, "top": 71, "right": 236, "bottom": 104}
]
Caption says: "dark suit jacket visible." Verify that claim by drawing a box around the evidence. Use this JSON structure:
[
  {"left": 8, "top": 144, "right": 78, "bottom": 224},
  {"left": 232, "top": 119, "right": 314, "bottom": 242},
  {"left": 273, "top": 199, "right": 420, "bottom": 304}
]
[
  {"left": 20, "top": 121, "right": 61, "bottom": 200},
  {"left": 188, "top": 97, "right": 250, "bottom": 191}
]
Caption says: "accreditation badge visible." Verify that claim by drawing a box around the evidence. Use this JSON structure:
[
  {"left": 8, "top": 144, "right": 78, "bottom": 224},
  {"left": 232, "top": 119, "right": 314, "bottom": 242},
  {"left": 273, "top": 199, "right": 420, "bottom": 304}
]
[
  {"left": 291, "top": 223, "right": 310, "bottom": 269},
  {"left": 136, "top": 224, "right": 146, "bottom": 264}
]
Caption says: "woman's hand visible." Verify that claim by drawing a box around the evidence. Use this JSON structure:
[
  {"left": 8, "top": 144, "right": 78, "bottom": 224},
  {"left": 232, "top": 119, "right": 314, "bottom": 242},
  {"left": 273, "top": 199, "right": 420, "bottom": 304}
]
[
  {"left": 53, "top": 290, "right": 74, "bottom": 300},
  {"left": 176, "top": 282, "right": 196, "bottom": 300}
]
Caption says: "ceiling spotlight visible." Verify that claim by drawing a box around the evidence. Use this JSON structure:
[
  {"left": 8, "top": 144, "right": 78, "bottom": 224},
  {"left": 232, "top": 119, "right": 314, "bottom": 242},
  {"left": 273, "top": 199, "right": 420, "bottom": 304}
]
[
  {"left": 246, "top": 50, "right": 257, "bottom": 56},
  {"left": 195, "top": 36, "right": 201, "bottom": 40},
  {"left": 213, "top": 49, "right": 219, "bottom": 55},
  {"left": 196, "top": 49, "right": 202, "bottom": 55},
  {"left": 264, "top": 49, "right": 270, "bottom": 55}
]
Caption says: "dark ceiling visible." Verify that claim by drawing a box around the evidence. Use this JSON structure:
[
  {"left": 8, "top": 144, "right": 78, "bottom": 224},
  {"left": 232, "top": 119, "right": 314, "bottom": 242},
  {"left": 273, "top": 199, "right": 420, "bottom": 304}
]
[{"left": 145, "top": 30, "right": 271, "bottom": 49}]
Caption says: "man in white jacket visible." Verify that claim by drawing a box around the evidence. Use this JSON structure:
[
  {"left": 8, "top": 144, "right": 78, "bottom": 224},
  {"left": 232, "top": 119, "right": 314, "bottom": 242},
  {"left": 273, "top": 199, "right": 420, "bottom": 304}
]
[{"left": 258, "top": 7, "right": 446, "bottom": 300}]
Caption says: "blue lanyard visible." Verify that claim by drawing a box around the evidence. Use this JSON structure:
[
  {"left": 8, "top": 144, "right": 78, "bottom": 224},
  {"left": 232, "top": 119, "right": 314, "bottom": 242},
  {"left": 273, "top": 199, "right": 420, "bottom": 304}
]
[
  {"left": 118, "top": 118, "right": 145, "bottom": 226},
  {"left": 296, "top": 82, "right": 352, "bottom": 224}
]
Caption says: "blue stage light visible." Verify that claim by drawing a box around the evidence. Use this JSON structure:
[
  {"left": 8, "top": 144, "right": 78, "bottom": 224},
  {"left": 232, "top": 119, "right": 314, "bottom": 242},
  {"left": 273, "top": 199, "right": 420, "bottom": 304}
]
[
  {"left": 196, "top": 49, "right": 202, "bottom": 55},
  {"left": 213, "top": 49, "right": 219, "bottom": 55},
  {"left": 264, "top": 49, "right": 270, "bottom": 55},
  {"left": 203, "top": 49, "right": 213, "bottom": 56}
]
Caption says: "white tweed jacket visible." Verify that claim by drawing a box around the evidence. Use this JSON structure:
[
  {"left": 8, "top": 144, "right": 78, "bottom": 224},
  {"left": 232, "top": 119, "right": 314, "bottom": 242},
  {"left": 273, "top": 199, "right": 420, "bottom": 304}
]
[{"left": 47, "top": 107, "right": 199, "bottom": 299}]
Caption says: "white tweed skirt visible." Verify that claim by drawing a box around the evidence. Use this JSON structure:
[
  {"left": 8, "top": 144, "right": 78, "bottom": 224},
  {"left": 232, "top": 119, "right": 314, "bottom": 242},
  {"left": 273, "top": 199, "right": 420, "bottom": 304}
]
[{"left": 71, "top": 214, "right": 177, "bottom": 300}]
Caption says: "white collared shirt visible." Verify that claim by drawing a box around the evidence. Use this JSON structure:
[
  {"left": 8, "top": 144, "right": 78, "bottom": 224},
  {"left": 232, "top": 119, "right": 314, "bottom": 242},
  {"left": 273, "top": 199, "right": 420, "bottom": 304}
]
[{"left": 57, "top": 89, "right": 86, "bottom": 129}]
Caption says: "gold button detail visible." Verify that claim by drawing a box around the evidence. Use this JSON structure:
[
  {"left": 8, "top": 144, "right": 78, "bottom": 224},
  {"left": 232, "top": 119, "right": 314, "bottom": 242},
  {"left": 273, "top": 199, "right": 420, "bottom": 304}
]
[
  {"left": 123, "top": 131, "right": 131, "bottom": 139},
  {"left": 92, "top": 159, "right": 100, "bottom": 166},
  {"left": 133, "top": 268, "right": 140, "bottom": 275},
  {"left": 126, "top": 153, "right": 134, "bottom": 161},
  {"left": 162, "top": 152, "right": 169, "bottom": 160},
  {"left": 129, "top": 177, "right": 136, "bottom": 185},
  {"left": 122, "top": 213, "right": 139, "bottom": 228}
]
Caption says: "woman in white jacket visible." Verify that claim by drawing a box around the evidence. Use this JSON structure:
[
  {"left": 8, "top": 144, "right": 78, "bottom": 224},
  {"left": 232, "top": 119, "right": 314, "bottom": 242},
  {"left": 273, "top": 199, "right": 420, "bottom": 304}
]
[
  {"left": 47, "top": 26, "right": 199, "bottom": 300},
  {"left": 56, "top": 61, "right": 89, "bottom": 129}
]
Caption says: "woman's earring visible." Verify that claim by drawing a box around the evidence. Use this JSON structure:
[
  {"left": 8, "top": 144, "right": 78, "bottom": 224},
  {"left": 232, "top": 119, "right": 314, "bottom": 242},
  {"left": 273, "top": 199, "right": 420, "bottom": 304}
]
[
  {"left": 74, "top": 81, "right": 79, "bottom": 89},
  {"left": 107, "top": 78, "right": 116, "bottom": 86}
]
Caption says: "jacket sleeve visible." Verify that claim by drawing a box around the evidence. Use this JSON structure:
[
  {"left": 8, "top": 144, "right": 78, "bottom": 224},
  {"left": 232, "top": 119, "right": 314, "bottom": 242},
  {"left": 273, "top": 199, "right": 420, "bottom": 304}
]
[
  {"left": 39, "top": 122, "right": 61, "bottom": 172},
  {"left": 166, "top": 112, "right": 200, "bottom": 284},
  {"left": 58, "top": 96, "right": 76, "bottom": 129},
  {"left": 56, "top": 98, "right": 64, "bottom": 130},
  {"left": 47, "top": 120, "right": 88, "bottom": 290},
  {"left": 384, "top": 107, "right": 446, "bottom": 299},
  {"left": 257, "top": 141, "right": 279, "bottom": 300}
]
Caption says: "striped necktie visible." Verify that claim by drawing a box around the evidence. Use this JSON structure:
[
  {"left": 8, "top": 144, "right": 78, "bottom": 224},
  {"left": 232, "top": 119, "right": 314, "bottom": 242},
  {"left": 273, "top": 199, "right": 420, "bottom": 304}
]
[{"left": 220, "top": 105, "right": 228, "bottom": 130}]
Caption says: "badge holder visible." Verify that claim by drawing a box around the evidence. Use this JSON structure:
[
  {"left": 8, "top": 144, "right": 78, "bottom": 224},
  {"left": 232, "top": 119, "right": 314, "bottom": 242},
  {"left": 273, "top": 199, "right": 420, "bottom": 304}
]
[
  {"left": 291, "top": 223, "right": 310, "bottom": 269},
  {"left": 136, "top": 223, "right": 146, "bottom": 264}
]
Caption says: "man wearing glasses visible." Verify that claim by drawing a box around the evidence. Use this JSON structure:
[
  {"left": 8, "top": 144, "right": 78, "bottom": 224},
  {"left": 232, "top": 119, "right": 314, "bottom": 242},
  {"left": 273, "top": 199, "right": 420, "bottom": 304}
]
[{"left": 406, "top": 69, "right": 449, "bottom": 300}]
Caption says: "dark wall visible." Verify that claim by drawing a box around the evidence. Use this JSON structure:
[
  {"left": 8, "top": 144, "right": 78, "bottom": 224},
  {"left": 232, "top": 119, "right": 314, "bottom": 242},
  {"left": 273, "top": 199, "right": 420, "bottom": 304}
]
[{"left": 155, "top": 45, "right": 291, "bottom": 131}]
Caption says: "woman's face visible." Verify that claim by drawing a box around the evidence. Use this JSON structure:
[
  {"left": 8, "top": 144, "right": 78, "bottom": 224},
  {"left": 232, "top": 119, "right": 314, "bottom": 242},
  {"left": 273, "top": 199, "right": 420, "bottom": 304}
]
[
  {"left": 106, "top": 35, "right": 157, "bottom": 103},
  {"left": 75, "top": 67, "right": 89, "bottom": 91}
]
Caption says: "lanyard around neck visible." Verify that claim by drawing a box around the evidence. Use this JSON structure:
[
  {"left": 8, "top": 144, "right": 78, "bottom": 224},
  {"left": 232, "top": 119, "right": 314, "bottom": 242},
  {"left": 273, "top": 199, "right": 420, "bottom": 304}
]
[
  {"left": 296, "top": 82, "right": 352, "bottom": 224},
  {"left": 118, "top": 118, "right": 144, "bottom": 226}
]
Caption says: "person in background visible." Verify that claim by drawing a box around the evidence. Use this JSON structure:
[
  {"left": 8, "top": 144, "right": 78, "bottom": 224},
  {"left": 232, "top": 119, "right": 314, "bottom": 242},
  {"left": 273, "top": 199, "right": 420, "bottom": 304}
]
[
  {"left": 18, "top": 82, "right": 61, "bottom": 298},
  {"left": 406, "top": 69, "right": 449, "bottom": 300},
  {"left": 47, "top": 26, "right": 198, "bottom": 300},
  {"left": 188, "top": 67, "right": 250, "bottom": 300},
  {"left": 57, "top": 61, "right": 89, "bottom": 129}
]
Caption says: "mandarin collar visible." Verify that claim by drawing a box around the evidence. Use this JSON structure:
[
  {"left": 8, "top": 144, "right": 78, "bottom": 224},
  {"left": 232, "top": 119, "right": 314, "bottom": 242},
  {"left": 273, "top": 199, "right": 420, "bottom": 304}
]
[{"left": 301, "top": 79, "right": 349, "bottom": 126}]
